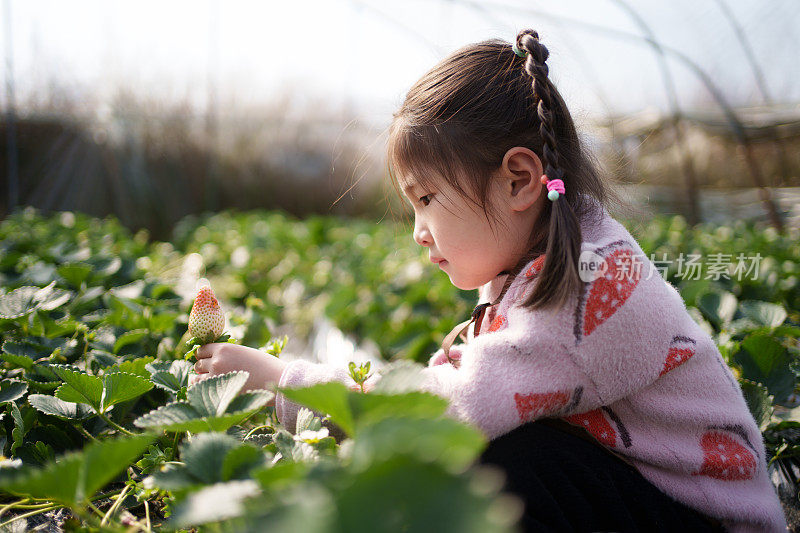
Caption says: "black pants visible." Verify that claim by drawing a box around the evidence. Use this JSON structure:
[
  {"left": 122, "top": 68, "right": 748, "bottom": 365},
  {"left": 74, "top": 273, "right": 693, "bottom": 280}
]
[{"left": 478, "top": 420, "right": 726, "bottom": 533}]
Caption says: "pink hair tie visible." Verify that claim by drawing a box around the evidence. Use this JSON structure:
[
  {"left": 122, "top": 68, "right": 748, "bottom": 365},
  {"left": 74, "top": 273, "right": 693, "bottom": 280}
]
[{"left": 545, "top": 177, "right": 565, "bottom": 201}]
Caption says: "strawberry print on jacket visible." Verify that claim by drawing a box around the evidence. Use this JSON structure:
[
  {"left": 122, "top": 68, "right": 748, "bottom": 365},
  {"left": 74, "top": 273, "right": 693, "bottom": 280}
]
[
  {"left": 661, "top": 335, "right": 697, "bottom": 376},
  {"left": 694, "top": 428, "right": 758, "bottom": 481},
  {"left": 273, "top": 197, "right": 786, "bottom": 532},
  {"left": 563, "top": 406, "right": 631, "bottom": 448}
]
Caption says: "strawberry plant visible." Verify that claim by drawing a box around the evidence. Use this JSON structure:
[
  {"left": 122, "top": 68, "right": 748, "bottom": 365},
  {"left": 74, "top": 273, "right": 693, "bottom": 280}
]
[{"left": 0, "top": 206, "right": 797, "bottom": 530}]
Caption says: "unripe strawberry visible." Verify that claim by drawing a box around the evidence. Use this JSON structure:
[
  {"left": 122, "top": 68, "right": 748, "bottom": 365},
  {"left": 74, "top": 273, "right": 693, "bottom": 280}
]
[{"left": 188, "top": 285, "right": 225, "bottom": 344}]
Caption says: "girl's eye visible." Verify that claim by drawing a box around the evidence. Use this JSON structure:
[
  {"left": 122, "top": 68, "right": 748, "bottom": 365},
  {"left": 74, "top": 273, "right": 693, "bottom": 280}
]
[{"left": 419, "top": 194, "right": 433, "bottom": 206}]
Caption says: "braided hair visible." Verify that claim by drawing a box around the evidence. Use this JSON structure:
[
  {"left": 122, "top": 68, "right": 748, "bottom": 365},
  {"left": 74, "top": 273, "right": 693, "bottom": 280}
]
[
  {"left": 388, "top": 30, "right": 615, "bottom": 311},
  {"left": 514, "top": 30, "right": 583, "bottom": 309}
]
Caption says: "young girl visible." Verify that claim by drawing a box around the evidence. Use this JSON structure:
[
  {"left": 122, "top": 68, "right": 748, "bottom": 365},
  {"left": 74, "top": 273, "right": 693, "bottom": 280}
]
[{"left": 191, "top": 30, "right": 786, "bottom": 532}]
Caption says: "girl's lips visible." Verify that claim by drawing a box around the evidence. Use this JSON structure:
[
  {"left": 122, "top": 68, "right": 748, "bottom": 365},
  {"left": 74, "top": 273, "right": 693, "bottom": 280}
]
[{"left": 438, "top": 260, "right": 448, "bottom": 268}]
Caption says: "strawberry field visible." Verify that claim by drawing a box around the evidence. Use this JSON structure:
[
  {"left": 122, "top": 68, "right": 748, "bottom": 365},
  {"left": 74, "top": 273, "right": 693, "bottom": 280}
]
[{"left": 0, "top": 206, "right": 798, "bottom": 531}]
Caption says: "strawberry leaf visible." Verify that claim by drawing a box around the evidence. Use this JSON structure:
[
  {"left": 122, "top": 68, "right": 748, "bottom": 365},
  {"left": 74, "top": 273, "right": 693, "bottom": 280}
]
[
  {"left": 101, "top": 371, "right": 154, "bottom": 412},
  {"left": 186, "top": 371, "right": 249, "bottom": 417},
  {"left": 0, "top": 379, "right": 28, "bottom": 404},
  {"left": 133, "top": 372, "right": 272, "bottom": 433},
  {"left": 51, "top": 365, "right": 103, "bottom": 412},
  {"left": 28, "top": 394, "right": 93, "bottom": 420},
  {"left": 147, "top": 360, "right": 193, "bottom": 394},
  {"left": 0, "top": 433, "right": 155, "bottom": 507}
]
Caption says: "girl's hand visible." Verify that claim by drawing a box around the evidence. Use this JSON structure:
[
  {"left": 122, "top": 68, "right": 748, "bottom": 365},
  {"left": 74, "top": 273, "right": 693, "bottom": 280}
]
[{"left": 190, "top": 343, "right": 288, "bottom": 404}]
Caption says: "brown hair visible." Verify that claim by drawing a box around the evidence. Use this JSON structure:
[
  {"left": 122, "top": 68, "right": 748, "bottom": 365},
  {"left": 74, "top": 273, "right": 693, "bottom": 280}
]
[{"left": 387, "top": 29, "right": 617, "bottom": 311}]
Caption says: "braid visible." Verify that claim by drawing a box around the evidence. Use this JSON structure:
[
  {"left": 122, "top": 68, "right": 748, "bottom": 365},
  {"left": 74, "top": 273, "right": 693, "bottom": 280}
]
[
  {"left": 515, "top": 30, "right": 583, "bottom": 310},
  {"left": 519, "top": 32, "right": 564, "bottom": 184}
]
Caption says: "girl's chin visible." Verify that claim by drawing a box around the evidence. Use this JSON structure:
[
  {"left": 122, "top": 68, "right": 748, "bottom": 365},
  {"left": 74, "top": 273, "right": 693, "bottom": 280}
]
[{"left": 449, "top": 275, "right": 484, "bottom": 291}]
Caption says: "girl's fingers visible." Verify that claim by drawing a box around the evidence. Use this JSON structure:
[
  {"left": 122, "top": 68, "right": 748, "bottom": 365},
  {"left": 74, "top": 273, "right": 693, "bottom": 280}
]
[
  {"left": 195, "top": 359, "right": 205, "bottom": 373},
  {"left": 189, "top": 372, "right": 208, "bottom": 386},
  {"left": 196, "top": 344, "right": 214, "bottom": 359}
]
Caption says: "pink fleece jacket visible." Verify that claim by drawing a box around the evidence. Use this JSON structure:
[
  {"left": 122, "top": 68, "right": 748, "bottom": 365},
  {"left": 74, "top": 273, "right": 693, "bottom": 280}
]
[{"left": 275, "top": 201, "right": 787, "bottom": 532}]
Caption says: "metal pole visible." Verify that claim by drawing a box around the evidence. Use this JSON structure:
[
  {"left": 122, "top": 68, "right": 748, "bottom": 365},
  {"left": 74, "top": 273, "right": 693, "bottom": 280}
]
[
  {"left": 3, "top": 0, "right": 18, "bottom": 216},
  {"left": 608, "top": 0, "right": 701, "bottom": 224},
  {"left": 205, "top": 0, "right": 220, "bottom": 212},
  {"left": 470, "top": 0, "right": 785, "bottom": 231},
  {"left": 714, "top": 0, "right": 793, "bottom": 209}
]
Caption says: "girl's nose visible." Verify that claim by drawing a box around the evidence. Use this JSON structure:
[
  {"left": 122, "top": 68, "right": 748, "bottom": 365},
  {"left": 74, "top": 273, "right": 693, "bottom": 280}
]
[{"left": 413, "top": 220, "right": 432, "bottom": 247}]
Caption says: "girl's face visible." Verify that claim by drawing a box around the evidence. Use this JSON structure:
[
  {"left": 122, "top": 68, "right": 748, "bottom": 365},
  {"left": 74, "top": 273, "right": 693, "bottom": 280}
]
[{"left": 401, "top": 171, "right": 537, "bottom": 291}]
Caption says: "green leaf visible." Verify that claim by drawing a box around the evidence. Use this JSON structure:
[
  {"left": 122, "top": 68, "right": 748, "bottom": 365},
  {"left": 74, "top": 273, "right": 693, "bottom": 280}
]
[
  {"left": 28, "top": 394, "right": 93, "bottom": 420},
  {"left": 0, "top": 379, "right": 28, "bottom": 404},
  {"left": 36, "top": 287, "right": 71, "bottom": 312},
  {"left": 147, "top": 360, "right": 193, "bottom": 394},
  {"left": 295, "top": 408, "right": 322, "bottom": 434},
  {"left": 114, "top": 356, "right": 155, "bottom": 378},
  {"left": 22, "top": 376, "right": 62, "bottom": 393},
  {"left": 166, "top": 480, "right": 261, "bottom": 529},
  {"left": 51, "top": 365, "right": 103, "bottom": 412},
  {"left": 8, "top": 401, "right": 29, "bottom": 454},
  {"left": 279, "top": 382, "right": 354, "bottom": 436},
  {"left": 251, "top": 461, "right": 309, "bottom": 491},
  {"left": 0, "top": 283, "right": 51, "bottom": 319},
  {"left": 146, "top": 432, "right": 266, "bottom": 503},
  {"left": 279, "top": 381, "right": 449, "bottom": 437},
  {"left": 186, "top": 371, "right": 249, "bottom": 417},
  {"left": 113, "top": 329, "right": 149, "bottom": 354},
  {"left": 86, "top": 349, "right": 120, "bottom": 370},
  {"left": 133, "top": 402, "right": 203, "bottom": 431},
  {"left": 697, "top": 290, "right": 738, "bottom": 329},
  {"left": 333, "top": 455, "right": 520, "bottom": 533},
  {"left": 133, "top": 386, "right": 271, "bottom": 434},
  {"left": 369, "top": 360, "right": 427, "bottom": 394},
  {"left": 180, "top": 432, "right": 242, "bottom": 484},
  {"left": 0, "top": 433, "right": 154, "bottom": 507},
  {"left": 57, "top": 262, "right": 93, "bottom": 288},
  {"left": 101, "top": 371, "right": 154, "bottom": 412},
  {"left": 739, "top": 301, "right": 787, "bottom": 329},
  {"left": 49, "top": 365, "right": 152, "bottom": 414},
  {"left": 352, "top": 416, "right": 485, "bottom": 473},
  {"left": 678, "top": 279, "right": 713, "bottom": 307},
  {"left": 28, "top": 310, "right": 45, "bottom": 336},
  {"left": 773, "top": 325, "right": 800, "bottom": 339},
  {"left": 236, "top": 481, "right": 336, "bottom": 531},
  {"left": 739, "top": 379, "right": 775, "bottom": 431},
  {"left": 1, "top": 339, "right": 50, "bottom": 369},
  {"left": 733, "top": 334, "right": 795, "bottom": 404},
  {"left": 354, "top": 392, "right": 448, "bottom": 428},
  {"left": 220, "top": 446, "right": 267, "bottom": 481},
  {"left": 227, "top": 390, "right": 274, "bottom": 413}
]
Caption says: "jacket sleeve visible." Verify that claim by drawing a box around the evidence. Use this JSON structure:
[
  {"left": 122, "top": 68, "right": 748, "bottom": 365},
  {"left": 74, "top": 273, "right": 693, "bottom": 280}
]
[
  {"left": 275, "top": 359, "right": 379, "bottom": 436},
  {"left": 277, "top": 255, "right": 690, "bottom": 441},
  {"left": 275, "top": 345, "right": 464, "bottom": 433}
]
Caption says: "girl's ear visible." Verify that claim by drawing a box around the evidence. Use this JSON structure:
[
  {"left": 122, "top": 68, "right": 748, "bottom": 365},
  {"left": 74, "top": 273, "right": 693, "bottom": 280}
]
[{"left": 498, "top": 147, "right": 544, "bottom": 212}]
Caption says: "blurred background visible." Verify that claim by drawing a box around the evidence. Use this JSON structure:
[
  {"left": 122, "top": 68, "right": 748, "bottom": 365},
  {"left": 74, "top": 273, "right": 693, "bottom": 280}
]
[
  {"left": 2, "top": 5, "right": 800, "bottom": 523},
  {"left": 1, "top": 0, "right": 799, "bottom": 239}
]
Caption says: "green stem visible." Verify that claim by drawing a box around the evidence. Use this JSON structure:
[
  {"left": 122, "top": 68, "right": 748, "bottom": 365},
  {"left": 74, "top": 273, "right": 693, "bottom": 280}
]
[
  {"left": 145, "top": 499, "right": 152, "bottom": 532},
  {"left": 0, "top": 498, "right": 29, "bottom": 519},
  {"left": 75, "top": 424, "right": 100, "bottom": 442},
  {"left": 87, "top": 500, "right": 104, "bottom": 519},
  {"left": 9, "top": 503, "right": 54, "bottom": 509},
  {"left": 100, "top": 484, "right": 131, "bottom": 527},
  {"left": 170, "top": 431, "right": 181, "bottom": 461},
  {"left": 0, "top": 504, "right": 60, "bottom": 529},
  {"left": 97, "top": 412, "right": 136, "bottom": 436}
]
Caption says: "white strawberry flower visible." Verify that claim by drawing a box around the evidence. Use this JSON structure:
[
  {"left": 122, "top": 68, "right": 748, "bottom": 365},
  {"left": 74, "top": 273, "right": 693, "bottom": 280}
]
[{"left": 295, "top": 427, "right": 330, "bottom": 444}]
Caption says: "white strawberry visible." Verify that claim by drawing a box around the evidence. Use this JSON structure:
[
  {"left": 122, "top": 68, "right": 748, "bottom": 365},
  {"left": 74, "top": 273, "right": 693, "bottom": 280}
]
[{"left": 188, "top": 284, "right": 225, "bottom": 344}]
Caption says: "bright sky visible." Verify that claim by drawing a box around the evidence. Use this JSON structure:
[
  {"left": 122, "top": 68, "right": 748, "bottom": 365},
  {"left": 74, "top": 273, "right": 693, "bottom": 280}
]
[{"left": 4, "top": 0, "right": 800, "bottom": 127}]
